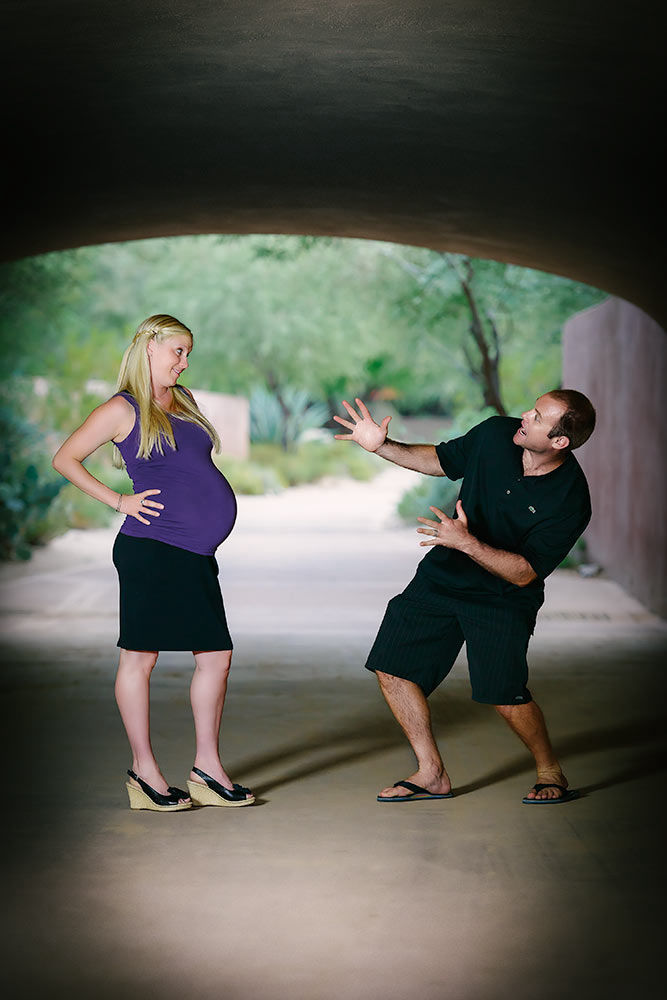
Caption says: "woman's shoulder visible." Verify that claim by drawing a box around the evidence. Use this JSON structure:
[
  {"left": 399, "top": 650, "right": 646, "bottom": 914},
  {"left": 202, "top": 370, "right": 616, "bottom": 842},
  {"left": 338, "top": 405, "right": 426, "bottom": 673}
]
[
  {"left": 112, "top": 390, "right": 139, "bottom": 409},
  {"left": 102, "top": 393, "right": 137, "bottom": 442}
]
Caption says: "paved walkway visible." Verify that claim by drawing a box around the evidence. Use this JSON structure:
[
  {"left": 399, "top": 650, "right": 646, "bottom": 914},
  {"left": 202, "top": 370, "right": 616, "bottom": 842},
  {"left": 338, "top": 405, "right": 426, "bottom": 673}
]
[{"left": 2, "top": 468, "right": 666, "bottom": 999}]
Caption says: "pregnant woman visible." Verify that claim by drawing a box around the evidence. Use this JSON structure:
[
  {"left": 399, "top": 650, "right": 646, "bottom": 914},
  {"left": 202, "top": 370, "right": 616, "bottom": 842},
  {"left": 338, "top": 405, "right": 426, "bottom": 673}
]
[{"left": 53, "top": 314, "right": 254, "bottom": 811}]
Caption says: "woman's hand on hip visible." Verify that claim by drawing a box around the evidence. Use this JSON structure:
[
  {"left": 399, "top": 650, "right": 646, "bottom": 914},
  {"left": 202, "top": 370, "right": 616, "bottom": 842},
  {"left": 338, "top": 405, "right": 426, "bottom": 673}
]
[{"left": 119, "top": 489, "right": 164, "bottom": 525}]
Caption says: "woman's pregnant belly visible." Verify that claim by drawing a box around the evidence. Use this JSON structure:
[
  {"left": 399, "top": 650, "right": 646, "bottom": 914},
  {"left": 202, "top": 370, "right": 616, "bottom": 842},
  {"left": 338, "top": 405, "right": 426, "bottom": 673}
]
[{"left": 121, "top": 460, "right": 237, "bottom": 556}]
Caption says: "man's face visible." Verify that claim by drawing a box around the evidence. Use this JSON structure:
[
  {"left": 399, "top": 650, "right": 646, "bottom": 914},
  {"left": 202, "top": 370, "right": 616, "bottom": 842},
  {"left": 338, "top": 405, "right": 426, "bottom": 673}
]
[{"left": 512, "top": 394, "right": 569, "bottom": 453}]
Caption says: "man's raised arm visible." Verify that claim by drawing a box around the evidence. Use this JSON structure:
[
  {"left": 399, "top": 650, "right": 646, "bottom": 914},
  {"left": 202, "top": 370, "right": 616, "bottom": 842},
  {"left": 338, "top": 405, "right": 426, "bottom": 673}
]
[{"left": 333, "top": 398, "right": 445, "bottom": 477}]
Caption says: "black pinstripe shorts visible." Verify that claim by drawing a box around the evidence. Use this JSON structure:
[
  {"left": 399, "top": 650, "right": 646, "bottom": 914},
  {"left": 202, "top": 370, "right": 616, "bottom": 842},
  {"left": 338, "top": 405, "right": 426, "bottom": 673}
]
[{"left": 365, "top": 574, "right": 535, "bottom": 705}]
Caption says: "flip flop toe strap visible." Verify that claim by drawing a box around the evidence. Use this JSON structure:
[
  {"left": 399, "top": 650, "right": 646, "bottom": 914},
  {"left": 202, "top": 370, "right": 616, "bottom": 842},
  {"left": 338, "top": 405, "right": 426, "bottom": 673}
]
[{"left": 394, "top": 780, "right": 429, "bottom": 795}]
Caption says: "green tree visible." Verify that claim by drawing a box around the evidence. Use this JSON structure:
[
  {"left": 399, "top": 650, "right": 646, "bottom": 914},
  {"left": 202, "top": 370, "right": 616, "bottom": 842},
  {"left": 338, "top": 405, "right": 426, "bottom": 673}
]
[
  {"left": 1, "top": 235, "right": 606, "bottom": 430},
  {"left": 381, "top": 246, "right": 606, "bottom": 415}
]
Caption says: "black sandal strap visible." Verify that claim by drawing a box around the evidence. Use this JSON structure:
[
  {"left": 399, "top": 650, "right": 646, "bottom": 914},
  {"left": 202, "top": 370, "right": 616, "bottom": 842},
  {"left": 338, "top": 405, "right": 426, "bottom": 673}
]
[
  {"left": 168, "top": 786, "right": 190, "bottom": 799},
  {"left": 532, "top": 783, "right": 567, "bottom": 793},
  {"left": 192, "top": 767, "right": 249, "bottom": 802},
  {"left": 127, "top": 769, "right": 188, "bottom": 806}
]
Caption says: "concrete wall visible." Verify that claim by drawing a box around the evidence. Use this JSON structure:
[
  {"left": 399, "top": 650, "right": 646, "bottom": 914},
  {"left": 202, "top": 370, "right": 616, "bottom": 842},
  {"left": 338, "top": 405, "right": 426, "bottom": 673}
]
[
  {"left": 562, "top": 297, "right": 667, "bottom": 617},
  {"left": 191, "top": 389, "right": 249, "bottom": 460}
]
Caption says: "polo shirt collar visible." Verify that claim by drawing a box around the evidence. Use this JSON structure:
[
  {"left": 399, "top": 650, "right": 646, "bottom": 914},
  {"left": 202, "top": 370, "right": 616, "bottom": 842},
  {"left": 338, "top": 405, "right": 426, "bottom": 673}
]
[{"left": 522, "top": 454, "right": 573, "bottom": 486}]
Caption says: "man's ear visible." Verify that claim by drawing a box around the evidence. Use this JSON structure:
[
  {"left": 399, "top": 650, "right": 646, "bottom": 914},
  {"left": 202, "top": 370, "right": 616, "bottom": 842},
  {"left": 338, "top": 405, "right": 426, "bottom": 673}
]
[{"left": 550, "top": 435, "right": 569, "bottom": 451}]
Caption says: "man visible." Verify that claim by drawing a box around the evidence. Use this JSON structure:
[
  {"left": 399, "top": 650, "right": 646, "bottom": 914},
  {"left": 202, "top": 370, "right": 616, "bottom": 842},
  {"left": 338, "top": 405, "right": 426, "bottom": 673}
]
[{"left": 333, "top": 390, "right": 596, "bottom": 804}]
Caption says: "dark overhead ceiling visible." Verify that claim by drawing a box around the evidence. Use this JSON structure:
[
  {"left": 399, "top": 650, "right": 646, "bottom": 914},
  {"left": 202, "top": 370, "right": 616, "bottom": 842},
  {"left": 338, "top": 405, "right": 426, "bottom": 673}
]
[{"left": 3, "top": 2, "right": 665, "bottom": 325}]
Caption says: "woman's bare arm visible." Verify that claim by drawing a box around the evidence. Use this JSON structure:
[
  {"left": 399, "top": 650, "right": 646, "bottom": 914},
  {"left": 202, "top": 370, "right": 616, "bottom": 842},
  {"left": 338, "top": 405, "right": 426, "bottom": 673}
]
[{"left": 52, "top": 396, "right": 163, "bottom": 524}]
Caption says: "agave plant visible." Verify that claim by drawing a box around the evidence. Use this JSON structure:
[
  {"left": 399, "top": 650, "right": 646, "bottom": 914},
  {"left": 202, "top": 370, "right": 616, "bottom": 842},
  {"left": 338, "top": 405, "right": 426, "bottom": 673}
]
[{"left": 250, "top": 387, "right": 330, "bottom": 451}]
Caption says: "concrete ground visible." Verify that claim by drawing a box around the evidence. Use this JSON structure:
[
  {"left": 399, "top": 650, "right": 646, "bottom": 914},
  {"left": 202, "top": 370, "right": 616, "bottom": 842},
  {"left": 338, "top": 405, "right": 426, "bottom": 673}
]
[{"left": 2, "top": 467, "right": 666, "bottom": 1000}]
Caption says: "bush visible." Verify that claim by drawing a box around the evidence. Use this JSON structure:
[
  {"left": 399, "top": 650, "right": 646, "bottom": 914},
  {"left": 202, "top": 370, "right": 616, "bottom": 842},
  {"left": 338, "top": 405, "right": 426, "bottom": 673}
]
[
  {"left": 0, "top": 406, "right": 66, "bottom": 559},
  {"left": 397, "top": 475, "right": 461, "bottom": 524},
  {"left": 213, "top": 454, "right": 284, "bottom": 495},
  {"left": 217, "top": 439, "right": 377, "bottom": 493},
  {"left": 250, "top": 439, "right": 376, "bottom": 487}
]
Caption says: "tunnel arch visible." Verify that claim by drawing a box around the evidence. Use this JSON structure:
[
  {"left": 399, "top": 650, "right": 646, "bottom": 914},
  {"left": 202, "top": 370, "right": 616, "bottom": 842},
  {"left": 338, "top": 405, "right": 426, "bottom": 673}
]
[{"left": 2, "top": 2, "right": 665, "bottom": 326}]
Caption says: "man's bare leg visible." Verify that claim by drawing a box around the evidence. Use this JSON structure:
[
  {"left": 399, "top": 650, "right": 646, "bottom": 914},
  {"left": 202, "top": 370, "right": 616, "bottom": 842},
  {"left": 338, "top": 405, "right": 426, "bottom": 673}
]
[
  {"left": 376, "top": 670, "right": 451, "bottom": 798},
  {"left": 495, "top": 700, "right": 570, "bottom": 800}
]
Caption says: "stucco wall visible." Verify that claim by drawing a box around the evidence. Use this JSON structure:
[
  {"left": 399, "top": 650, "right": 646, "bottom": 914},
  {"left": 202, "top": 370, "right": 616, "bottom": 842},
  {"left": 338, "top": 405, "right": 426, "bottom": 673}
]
[
  {"left": 190, "top": 390, "right": 250, "bottom": 460},
  {"left": 562, "top": 297, "right": 666, "bottom": 617}
]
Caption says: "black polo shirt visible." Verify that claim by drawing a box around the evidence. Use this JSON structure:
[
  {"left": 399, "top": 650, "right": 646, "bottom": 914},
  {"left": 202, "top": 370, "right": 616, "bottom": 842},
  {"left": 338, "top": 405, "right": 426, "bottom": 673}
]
[{"left": 416, "top": 416, "right": 591, "bottom": 614}]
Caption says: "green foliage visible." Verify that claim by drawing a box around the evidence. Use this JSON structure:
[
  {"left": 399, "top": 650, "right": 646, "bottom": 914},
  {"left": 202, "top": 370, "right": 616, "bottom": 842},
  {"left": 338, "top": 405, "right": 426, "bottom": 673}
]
[
  {"left": 213, "top": 454, "right": 285, "bottom": 495},
  {"left": 382, "top": 249, "right": 607, "bottom": 414},
  {"left": 1, "top": 236, "right": 607, "bottom": 429},
  {"left": 250, "top": 387, "right": 331, "bottom": 449},
  {"left": 213, "top": 439, "right": 377, "bottom": 494},
  {"left": 0, "top": 405, "right": 65, "bottom": 558},
  {"left": 397, "top": 475, "right": 461, "bottom": 524},
  {"left": 244, "top": 440, "right": 376, "bottom": 489},
  {"left": 396, "top": 407, "right": 497, "bottom": 523}
]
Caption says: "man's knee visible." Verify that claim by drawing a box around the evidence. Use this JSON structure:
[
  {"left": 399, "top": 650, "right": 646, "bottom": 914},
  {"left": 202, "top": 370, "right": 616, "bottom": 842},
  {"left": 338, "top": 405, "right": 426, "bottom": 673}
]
[
  {"left": 376, "top": 670, "right": 427, "bottom": 698},
  {"left": 494, "top": 700, "right": 538, "bottom": 723},
  {"left": 376, "top": 669, "right": 411, "bottom": 692}
]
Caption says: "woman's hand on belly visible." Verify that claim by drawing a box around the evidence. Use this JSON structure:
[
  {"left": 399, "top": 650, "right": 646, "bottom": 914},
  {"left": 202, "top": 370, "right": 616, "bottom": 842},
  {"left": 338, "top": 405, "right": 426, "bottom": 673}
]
[{"left": 120, "top": 489, "right": 164, "bottom": 525}]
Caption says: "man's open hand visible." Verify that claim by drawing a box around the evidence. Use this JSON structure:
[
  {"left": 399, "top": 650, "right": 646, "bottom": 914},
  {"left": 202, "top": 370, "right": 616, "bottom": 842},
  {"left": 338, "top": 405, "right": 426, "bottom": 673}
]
[
  {"left": 333, "top": 398, "right": 391, "bottom": 453},
  {"left": 417, "top": 500, "right": 471, "bottom": 550}
]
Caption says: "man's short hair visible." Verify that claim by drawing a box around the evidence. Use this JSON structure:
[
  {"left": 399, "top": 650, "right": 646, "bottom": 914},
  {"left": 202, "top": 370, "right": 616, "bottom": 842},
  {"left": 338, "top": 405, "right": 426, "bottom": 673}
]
[{"left": 547, "top": 389, "right": 596, "bottom": 450}]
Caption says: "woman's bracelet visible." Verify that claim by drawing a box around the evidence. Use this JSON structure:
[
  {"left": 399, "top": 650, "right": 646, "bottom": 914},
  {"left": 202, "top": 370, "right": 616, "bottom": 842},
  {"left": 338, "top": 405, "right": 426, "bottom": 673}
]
[{"left": 115, "top": 494, "right": 123, "bottom": 512}]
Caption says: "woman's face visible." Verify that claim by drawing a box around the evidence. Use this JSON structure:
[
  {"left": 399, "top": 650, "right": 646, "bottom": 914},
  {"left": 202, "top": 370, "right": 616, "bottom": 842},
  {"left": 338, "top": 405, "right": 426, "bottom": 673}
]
[{"left": 147, "top": 334, "right": 192, "bottom": 390}]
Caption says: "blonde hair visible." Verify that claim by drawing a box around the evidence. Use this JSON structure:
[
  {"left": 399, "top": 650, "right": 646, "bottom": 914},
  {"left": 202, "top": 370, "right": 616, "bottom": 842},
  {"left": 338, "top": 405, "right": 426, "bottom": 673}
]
[{"left": 112, "top": 314, "right": 221, "bottom": 467}]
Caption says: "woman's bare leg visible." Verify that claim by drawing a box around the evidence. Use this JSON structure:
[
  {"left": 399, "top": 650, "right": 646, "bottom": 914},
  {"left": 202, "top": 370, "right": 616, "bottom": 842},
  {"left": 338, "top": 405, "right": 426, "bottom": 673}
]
[
  {"left": 115, "top": 647, "right": 184, "bottom": 797},
  {"left": 189, "top": 649, "right": 249, "bottom": 794}
]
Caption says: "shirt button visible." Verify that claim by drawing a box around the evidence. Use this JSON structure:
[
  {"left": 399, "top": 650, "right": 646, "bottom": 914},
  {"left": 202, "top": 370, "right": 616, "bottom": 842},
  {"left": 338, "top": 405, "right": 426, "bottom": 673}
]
[{"left": 506, "top": 489, "right": 511, "bottom": 494}]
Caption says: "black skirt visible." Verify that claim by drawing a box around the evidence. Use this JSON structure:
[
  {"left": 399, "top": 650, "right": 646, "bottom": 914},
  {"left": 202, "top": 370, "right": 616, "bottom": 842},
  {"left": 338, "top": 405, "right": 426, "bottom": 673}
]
[{"left": 112, "top": 533, "right": 233, "bottom": 652}]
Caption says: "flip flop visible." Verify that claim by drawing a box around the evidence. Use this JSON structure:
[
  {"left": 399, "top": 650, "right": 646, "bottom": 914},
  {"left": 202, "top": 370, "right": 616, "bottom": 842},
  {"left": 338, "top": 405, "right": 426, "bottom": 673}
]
[
  {"left": 522, "top": 782, "right": 580, "bottom": 804},
  {"left": 377, "top": 779, "right": 454, "bottom": 803}
]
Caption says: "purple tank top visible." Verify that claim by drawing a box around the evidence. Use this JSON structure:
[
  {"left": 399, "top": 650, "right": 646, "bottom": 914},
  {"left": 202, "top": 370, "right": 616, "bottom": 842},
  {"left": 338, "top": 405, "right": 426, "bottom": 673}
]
[{"left": 114, "top": 391, "right": 237, "bottom": 556}]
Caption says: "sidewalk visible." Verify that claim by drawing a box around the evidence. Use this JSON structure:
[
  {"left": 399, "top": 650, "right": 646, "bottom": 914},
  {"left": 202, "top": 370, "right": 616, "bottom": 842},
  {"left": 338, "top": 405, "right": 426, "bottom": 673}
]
[{"left": 2, "top": 468, "right": 666, "bottom": 1000}]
